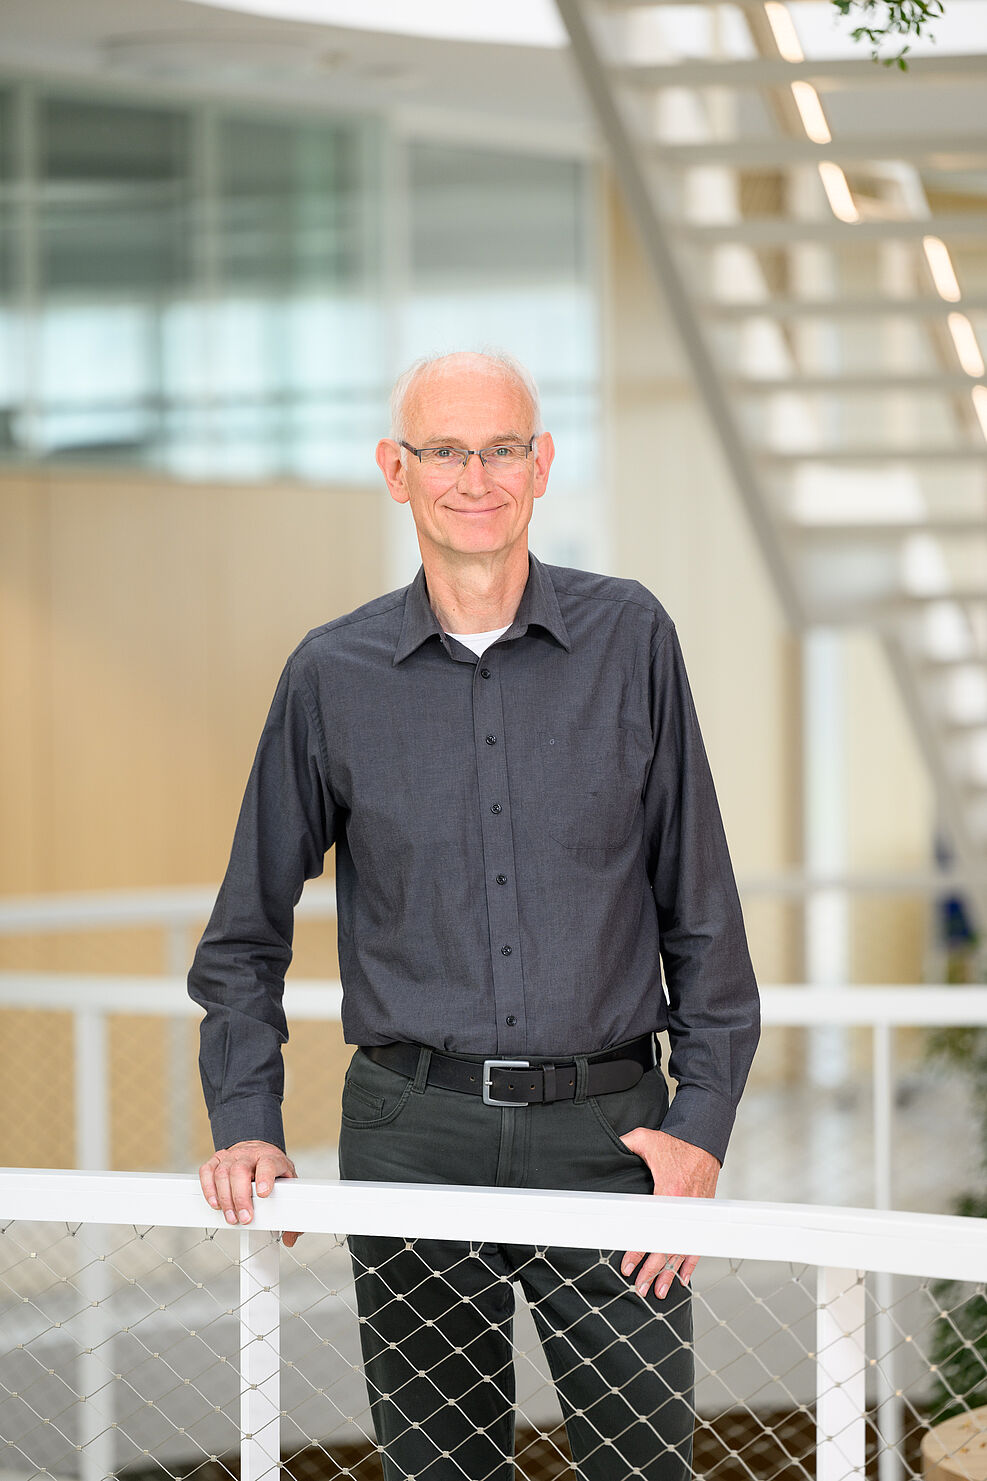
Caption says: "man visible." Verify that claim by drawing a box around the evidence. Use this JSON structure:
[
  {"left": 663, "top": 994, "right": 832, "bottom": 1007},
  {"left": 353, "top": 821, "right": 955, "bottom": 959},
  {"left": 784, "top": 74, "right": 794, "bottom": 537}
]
[{"left": 189, "top": 350, "right": 759, "bottom": 1480}]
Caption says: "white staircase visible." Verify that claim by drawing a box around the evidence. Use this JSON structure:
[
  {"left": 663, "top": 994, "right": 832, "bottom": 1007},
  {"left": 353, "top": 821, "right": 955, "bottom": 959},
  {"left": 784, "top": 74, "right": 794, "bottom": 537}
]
[{"left": 556, "top": 0, "right": 987, "bottom": 917}]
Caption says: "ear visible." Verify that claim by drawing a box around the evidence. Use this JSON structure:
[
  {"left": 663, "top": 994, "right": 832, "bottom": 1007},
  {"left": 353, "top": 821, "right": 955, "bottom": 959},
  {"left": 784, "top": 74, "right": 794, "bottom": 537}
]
[
  {"left": 377, "top": 439, "right": 410, "bottom": 505},
  {"left": 532, "top": 432, "right": 555, "bottom": 501}
]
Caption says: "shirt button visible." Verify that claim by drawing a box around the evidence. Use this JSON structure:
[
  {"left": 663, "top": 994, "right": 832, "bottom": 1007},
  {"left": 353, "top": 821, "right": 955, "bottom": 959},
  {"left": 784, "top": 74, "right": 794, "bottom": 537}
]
[
  {"left": 480, "top": 668, "right": 491, "bottom": 679},
  {"left": 485, "top": 734, "right": 497, "bottom": 745},
  {"left": 506, "top": 1014, "right": 517, "bottom": 1026},
  {"left": 490, "top": 802, "right": 502, "bottom": 814},
  {"left": 496, "top": 873, "right": 508, "bottom": 885},
  {"left": 501, "top": 944, "right": 512, "bottom": 955}
]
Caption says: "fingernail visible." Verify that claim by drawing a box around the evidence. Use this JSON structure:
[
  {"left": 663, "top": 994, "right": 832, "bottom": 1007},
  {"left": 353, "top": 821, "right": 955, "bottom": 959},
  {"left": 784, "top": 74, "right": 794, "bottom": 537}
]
[
  {"left": 225, "top": 1211, "right": 237, "bottom": 1224},
  {"left": 621, "top": 1261, "right": 633, "bottom": 1277},
  {"left": 636, "top": 1282, "right": 648, "bottom": 1297},
  {"left": 257, "top": 1183, "right": 270, "bottom": 1195},
  {"left": 208, "top": 1198, "right": 219, "bottom": 1209},
  {"left": 238, "top": 1209, "right": 251, "bottom": 1223}
]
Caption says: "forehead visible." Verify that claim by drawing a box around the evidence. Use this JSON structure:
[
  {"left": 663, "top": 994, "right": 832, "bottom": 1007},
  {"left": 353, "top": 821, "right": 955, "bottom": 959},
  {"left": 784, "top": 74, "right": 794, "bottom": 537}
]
[{"left": 406, "top": 369, "right": 532, "bottom": 440}]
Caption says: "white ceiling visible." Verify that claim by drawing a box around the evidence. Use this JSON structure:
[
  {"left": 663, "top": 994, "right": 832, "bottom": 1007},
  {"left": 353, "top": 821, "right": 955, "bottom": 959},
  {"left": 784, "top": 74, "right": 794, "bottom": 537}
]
[
  {"left": 0, "top": 0, "right": 590, "bottom": 150},
  {"left": 1, "top": 0, "right": 985, "bottom": 173},
  {"left": 179, "top": 0, "right": 568, "bottom": 48}
]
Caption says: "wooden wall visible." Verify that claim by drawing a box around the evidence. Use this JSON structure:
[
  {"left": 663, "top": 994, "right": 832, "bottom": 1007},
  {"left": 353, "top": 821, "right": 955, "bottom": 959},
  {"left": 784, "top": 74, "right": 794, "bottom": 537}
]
[{"left": 0, "top": 467, "right": 389, "bottom": 1168}]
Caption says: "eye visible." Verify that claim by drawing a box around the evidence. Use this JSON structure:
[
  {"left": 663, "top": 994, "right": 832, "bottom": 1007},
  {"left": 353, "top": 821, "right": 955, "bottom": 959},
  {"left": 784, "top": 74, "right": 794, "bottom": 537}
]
[{"left": 492, "top": 446, "right": 513, "bottom": 458}]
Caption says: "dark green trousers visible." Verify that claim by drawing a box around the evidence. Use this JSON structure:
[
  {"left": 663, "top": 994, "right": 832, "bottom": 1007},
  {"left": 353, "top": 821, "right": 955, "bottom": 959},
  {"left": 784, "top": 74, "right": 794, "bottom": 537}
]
[{"left": 338, "top": 1045, "right": 694, "bottom": 1481}]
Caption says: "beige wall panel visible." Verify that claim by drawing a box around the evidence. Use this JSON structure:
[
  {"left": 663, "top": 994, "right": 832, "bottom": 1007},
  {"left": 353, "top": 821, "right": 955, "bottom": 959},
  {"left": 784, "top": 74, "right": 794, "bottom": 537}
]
[
  {"left": 604, "top": 178, "right": 802, "bottom": 996},
  {"left": 0, "top": 479, "right": 51, "bottom": 894},
  {"left": 1, "top": 467, "right": 387, "bottom": 1168},
  {"left": 0, "top": 468, "right": 388, "bottom": 896},
  {"left": 845, "top": 631, "right": 932, "bottom": 986},
  {"left": 34, "top": 471, "right": 386, "bottom": 893}
]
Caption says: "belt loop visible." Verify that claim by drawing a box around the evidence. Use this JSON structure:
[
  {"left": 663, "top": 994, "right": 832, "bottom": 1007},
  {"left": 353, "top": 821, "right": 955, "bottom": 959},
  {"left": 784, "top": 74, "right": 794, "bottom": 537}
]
[
  {"left": 411, "top": 1046, "right": 432, "bottom": 1094},
  {"left": 573, "top": 1054, "right": 590, "bottom": 1103},
  {"left": 542, "top": 1064, "right": 556, "bottom": 1104}
]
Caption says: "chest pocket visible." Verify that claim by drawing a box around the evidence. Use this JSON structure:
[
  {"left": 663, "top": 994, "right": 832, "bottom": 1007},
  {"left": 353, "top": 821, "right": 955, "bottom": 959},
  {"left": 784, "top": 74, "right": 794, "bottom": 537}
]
[{"left": 529, "top": 725, "right": 642, "bottom": 850}]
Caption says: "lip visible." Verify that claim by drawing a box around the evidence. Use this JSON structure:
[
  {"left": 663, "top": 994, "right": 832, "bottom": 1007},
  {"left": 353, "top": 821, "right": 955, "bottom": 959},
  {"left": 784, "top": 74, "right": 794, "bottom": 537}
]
[{"left": 443, "top": 504, "right": 508, "bottom": 517}]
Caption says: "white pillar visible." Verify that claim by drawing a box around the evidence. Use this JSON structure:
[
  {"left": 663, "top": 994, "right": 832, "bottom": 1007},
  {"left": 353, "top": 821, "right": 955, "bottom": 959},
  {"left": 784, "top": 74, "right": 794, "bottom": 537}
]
[
  {"left": 166, "top": 923, "right": 191, "bottom": 1171},
  {"left": 803, "top": 628, "right": 851, "bottom": 1090},
  {"left": 77, "top": 1233, "right": 116, "bottom": 1481},
  {"left": 817, "top": 1266, "right": 868, "bottom": 1481},
  {"left": 74, "top": 1008, "right": 110, "bottom": 1171},
  {"left": 240, "top": 1229, "right": 281, "bottom": 1481}
]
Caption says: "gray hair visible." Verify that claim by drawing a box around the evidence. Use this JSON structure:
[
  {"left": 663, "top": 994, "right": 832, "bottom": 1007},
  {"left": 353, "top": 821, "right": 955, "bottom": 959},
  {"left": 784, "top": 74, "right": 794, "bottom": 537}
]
[{"left": 389, "top": 349, "right": 544, "bottom": 444}]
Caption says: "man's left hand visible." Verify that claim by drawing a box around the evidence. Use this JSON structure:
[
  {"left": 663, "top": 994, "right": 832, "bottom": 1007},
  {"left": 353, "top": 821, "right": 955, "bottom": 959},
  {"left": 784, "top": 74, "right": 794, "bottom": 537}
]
[{"left": 618, "top": 1128, "right": 720, "bottom": 1300}]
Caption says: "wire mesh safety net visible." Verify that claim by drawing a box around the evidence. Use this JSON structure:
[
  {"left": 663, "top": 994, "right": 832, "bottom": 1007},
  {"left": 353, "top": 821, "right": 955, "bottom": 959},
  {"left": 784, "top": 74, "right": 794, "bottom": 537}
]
[{"left": 1, "top": 1216, "right": 985, "bottom": 1481}]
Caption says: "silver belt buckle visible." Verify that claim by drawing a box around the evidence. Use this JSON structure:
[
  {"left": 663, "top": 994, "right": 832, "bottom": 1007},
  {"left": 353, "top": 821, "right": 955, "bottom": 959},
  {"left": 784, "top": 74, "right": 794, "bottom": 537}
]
[{"left": 482, "top": 1058, "right": 531, "bottom": 1106}]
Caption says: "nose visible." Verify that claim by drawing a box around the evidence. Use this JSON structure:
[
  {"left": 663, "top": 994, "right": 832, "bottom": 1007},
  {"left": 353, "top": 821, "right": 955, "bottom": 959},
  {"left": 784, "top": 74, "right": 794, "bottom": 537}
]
[{"left": 457, "top": 452, "right": 491, "bottom": 497}]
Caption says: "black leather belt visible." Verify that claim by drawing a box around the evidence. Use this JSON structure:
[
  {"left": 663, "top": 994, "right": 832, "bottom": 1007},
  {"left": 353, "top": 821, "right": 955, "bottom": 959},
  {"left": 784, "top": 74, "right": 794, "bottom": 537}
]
[{"left": 362, "top": 1035, "right": 655, "bottom": 1107}]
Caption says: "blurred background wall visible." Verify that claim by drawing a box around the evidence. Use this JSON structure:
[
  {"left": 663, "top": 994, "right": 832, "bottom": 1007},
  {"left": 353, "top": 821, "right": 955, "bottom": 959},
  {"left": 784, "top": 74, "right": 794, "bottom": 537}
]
[{"left": 0, "top": 0, "right": 973, "bottom": 1203}]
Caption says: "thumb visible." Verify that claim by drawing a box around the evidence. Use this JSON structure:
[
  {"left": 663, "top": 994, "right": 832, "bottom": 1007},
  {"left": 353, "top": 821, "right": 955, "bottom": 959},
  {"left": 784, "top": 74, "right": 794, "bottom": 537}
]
[{"left": 619, "top": 1126, "right": 650, "bottom": 1158}]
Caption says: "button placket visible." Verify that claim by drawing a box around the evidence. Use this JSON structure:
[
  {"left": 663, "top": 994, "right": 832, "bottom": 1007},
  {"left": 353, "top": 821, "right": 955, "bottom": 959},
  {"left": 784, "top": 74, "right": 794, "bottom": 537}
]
[{"left": 472, "top": 657, "right": 525, "bottom": 1051}]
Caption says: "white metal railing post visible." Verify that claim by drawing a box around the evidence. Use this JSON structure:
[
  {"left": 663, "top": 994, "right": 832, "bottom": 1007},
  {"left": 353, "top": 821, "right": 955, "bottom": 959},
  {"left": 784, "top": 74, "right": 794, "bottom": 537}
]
[
  {"left": 166, "top": 923, "right": 191, "bottom": 1170},
  {"left": 239, "top": 1228, "right": 281, "bottom": 1481},
  {"left": 872, "top": 1024, "right": 893, "bottom": 1212},
  {"left": 817, "top": 1266, "right": 868, "bottom": 1481},
  {"left": 77, "top": 1228, "right": 116, "bottom": 1481},
  {"left": 74, "top": 1007, "right": 110, "bottom": 1171},
  {"left": 873, "top": 1024, "right": 904, "bottom": 1481},
  {"left": 74, "top": 1013, "right": 114, "bottom": 1481}
]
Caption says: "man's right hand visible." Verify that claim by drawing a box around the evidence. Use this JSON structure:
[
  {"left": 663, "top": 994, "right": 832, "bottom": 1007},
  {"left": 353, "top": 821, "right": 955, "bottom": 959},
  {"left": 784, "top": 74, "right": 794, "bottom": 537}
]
[{"left": 199, "top": 1140, "right": 301, "bottom": 1247}]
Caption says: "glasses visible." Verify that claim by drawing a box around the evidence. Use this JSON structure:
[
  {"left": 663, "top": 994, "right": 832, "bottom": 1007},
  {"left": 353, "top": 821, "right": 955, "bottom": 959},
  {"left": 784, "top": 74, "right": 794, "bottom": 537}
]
[{"left": 399, "top": 438, "right": 534, "bottom": 472}]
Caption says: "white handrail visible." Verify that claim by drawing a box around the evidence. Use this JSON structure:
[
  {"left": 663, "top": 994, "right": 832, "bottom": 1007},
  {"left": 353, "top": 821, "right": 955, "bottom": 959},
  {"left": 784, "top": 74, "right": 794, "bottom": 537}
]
[
  {"left": 0, "top": 871, "right": 974, "bottom": 940},
  {"left": 1, "top": 973, "right": 986, "bottom": 1026},
  {"left": 0, "top": 884, "right": 337, "bottom": 933},
  {"left": 5, "top": 1171, "right": 983, "bottom": 1481},
  {"left": 0, "top": 972, "right": 344, "bottom": 1016},
  {"left": 1, "top": 1169, "right": 985, "bottom": 1282}
]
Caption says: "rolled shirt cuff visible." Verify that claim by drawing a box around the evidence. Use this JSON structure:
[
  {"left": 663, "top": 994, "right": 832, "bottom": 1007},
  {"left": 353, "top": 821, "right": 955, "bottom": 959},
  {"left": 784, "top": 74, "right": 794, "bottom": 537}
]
[
  {"left": 659, "top": 1082, "right": 737, "bottom": 1166},
  {"left": 209, "top": 1094, "right": 286, "bottom": 1154}
]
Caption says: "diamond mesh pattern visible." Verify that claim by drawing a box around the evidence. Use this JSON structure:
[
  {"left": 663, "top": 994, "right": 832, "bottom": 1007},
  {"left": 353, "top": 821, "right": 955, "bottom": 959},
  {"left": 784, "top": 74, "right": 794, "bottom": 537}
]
[{"left": 1, "top": 1217, "right": 984, "bottom": 1481}]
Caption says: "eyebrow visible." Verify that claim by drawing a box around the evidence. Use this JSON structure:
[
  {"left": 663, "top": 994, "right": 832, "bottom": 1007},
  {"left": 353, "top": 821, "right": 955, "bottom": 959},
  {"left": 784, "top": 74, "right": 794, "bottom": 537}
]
[{"left": 420, "top": 432, "right": 529, "bottom": 446}]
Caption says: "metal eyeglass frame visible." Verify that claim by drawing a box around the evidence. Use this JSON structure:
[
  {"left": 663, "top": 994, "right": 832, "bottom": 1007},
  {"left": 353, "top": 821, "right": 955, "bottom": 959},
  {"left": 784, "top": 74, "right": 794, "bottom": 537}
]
[{"left": 398, "top": 437, "right": 535, "bottom": 469}]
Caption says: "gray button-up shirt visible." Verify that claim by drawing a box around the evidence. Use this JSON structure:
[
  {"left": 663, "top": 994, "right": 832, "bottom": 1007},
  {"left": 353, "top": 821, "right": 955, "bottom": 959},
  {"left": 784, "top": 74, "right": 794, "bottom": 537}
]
[{"left": 188, "top": 554, "right": 759, "bottom": 1163}]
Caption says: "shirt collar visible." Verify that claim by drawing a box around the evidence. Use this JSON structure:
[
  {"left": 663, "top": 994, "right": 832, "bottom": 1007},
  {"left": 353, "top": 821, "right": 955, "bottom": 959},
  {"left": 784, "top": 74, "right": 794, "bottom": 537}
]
[{"left": 393, "top": 552, "right": 571, "bottom": 665}]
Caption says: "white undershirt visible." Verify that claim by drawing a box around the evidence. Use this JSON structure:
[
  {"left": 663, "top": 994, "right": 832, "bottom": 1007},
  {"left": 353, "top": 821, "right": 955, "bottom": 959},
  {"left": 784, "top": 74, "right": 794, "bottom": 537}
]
[{"left": 446, "top": 625, "right": 511, "bottom": 658}]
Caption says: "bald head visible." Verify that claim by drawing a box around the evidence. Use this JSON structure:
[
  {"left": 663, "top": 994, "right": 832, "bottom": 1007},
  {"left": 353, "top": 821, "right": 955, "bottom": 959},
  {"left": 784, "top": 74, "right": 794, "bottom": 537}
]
[{"left": 390, "top": 351, "right": 543, "bottom": 445}]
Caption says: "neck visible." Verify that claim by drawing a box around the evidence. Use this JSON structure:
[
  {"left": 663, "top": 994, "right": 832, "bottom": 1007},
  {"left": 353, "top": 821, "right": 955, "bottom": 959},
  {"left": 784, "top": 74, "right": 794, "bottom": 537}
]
[{"left": 421, "top": 544, "right": 530, "bottom": 634}]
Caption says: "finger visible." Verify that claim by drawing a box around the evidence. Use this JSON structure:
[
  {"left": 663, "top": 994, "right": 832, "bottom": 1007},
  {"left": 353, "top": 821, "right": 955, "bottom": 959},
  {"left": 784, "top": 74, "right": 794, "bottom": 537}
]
[
  {"left": 213, "top": 1164, "right": 237, "bottom": 1225},
  {"left": 230, "top": 1160, "right": 255, "bottom": 1224},
  {"left": 254, "top": 1156, "right": 282, "bottom": 1197},
  {"left": 655, "top": 1254, "right": 686, "bottom": 1301},
  {"left": 199, "top": 1157, "right": 220, "bottom": 1210},
  {"left": 679, "top": 1254, "right": 700, "bottom": 1287},
  {"left": 621, "top": 1250, "right": 646, "bottom": 1279},
  {"left": 629, "top": 1252, "right": 670, "bottom": 1299}
]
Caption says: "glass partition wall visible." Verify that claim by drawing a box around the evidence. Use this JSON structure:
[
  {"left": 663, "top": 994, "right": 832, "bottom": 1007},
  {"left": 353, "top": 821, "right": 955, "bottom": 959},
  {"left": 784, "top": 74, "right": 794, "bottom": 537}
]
[{"left": 0, "top": 79, "right": 603, "bottom": 566}]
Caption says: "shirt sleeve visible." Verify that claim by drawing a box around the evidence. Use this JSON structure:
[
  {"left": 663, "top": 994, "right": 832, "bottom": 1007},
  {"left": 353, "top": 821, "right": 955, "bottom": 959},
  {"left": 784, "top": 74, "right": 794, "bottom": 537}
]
[
  {"left": 188, "top": 653, "right": 335, "bottom": 1152},
  {"left": 643, "top": 621, "right": 760, "bottom": 1165}
]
